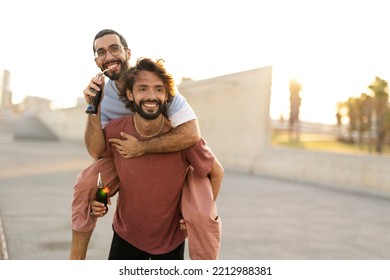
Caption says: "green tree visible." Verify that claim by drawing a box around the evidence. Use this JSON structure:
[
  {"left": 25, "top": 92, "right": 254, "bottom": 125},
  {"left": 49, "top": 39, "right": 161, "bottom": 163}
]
[
  {"left": 345, "top": 97, "right": 359, "bottom": 142},
  {"left": 289, "top": 78, "right": 302, "bottom": 140},
  {"left": 338, "top": 94, "right": 372, "bottom": 145},
  {"left": 368, "top": 76, "right": 389, "bottom": 153},
  {"left": 359, "top": 93, "right": 374, "bottom": 151}
]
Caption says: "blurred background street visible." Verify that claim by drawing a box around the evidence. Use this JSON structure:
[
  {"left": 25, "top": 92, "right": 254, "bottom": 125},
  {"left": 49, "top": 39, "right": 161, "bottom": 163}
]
[{"left": 1, "top": 139, "right": 390, "bottom": 260}]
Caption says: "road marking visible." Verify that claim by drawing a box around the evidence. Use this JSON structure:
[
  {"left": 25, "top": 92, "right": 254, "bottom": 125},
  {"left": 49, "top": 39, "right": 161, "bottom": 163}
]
[{"left": 0, "top": 214, "right": 9, "bottom": 260}]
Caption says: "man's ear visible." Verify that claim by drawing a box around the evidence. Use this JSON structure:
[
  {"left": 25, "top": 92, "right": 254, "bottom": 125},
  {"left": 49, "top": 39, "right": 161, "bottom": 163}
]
[
  {"left": 94, "top": 58, "right": 100, "bottom": 68},
  {"left": 125, "top": 48, "right": 131, "bottom": 61}
]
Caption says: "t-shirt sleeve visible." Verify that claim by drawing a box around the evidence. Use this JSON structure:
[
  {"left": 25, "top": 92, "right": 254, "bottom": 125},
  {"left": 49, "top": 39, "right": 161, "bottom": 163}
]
[
  {"left": 100, "top": 79, "right": 130, "bottom": 128},
  {"left": 166, "top": 87, "right": 197, "bottom": 127},
  {"left": 184, "top": 138, "right": 215, "bottom": 176},
  {"left": 103, "top": 126, "right": 114, "bottom": 158},
  {"left": 101, "top": 112, "right": 110, "bottom": 129},
  {"left": 100, "top": 80, "right": 114, "bottom": 128}
]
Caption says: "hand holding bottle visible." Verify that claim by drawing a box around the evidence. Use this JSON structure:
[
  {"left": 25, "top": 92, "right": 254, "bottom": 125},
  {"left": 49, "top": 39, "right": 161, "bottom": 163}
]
[
  {"left": 91, "top": 173, "right": 110, "bottom": 217},
  {"left": 85, "top": 73, "right": 105, "bottom": 115},
  {"left": 84, "top": 65, "right": 117, "bottom": 115}
]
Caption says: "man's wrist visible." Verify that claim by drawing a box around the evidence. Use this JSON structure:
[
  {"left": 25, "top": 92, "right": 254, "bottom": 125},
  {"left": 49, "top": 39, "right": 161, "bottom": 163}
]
[{"left": 138, "top": 139, "right": 149, "bottom": 155}]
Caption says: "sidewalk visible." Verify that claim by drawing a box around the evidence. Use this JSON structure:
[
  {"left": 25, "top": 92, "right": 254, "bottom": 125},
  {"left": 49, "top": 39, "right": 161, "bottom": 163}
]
[
  {"left": 1, "top": 139, "right": 390, "bottom": 260},
  {"left": 0, "top": 215, "right": 6, "bottom": 260}
]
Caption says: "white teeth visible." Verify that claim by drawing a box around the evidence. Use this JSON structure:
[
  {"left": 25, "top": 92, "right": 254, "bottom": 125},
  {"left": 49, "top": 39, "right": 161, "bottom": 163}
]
[
  {"left": 103, "top": 64, "right": 118, "bottom": 72},
  {"left": 144, "top": 103, "right": 156, "bottom": 107}
]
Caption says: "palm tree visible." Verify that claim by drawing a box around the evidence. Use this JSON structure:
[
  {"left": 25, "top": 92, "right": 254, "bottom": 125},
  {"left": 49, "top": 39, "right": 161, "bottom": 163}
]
[
  {"left": 345, "top": 97, "right": 359, "bottom": 143},
  {"left": 289, "top": 78, "right": 302, "bottom": 140},
  {"left": 359, "top": 93, "right": 374, "bottom": 151},
  {"left": 368, "top": 76, "right": 389, "bottom": 153}
]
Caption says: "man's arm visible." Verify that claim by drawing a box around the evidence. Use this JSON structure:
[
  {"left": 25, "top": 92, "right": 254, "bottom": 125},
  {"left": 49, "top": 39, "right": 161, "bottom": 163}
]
[
  {"left": 143, "top": 119, "right": 200, "bottom": 153},
  {"left": 69, "top": 230, "right": 93, "bottom": 260},
  {"left": 83, "top": 74, "right": 107, "bottom": 159},
  {"left": 109, "top": 119, "right": 200, "bottom": 158},
  {"left": 85, "top": 114, "right": 106, "bottom": 159}
]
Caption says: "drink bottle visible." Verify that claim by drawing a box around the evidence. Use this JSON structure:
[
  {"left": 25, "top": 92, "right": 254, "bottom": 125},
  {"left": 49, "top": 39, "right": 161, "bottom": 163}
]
[
  {"left": 95, "top": 172, "right": 108, "bottom": 210},
  {"left": 85, "top": 87, "right": 102, "bottom": 115}
]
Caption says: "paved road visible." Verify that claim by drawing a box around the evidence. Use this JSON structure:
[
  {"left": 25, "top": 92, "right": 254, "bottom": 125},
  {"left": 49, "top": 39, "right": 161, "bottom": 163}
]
[{"left": 1, "top": 140, "right": 390, "bottom": 260}]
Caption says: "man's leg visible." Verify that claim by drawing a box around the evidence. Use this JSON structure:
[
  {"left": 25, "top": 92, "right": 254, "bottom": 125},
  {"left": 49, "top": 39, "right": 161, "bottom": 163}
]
[
  {"left": 69, "top": 157, "right": 119, "bottom": 260},
  {"left": 108, "top": 230, "right": 148, "bottom": 260}
]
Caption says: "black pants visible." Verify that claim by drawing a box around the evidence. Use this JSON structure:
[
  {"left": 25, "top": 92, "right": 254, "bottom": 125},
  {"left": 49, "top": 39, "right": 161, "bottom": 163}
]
[{"left": 108, "top": 230, "right": 185, "bottom": 260}]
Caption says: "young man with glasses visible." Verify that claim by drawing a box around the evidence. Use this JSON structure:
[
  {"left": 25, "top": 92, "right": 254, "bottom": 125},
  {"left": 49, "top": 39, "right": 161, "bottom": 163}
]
[{"left": 69, "top": 29, "right": 201, "bottom": 259}]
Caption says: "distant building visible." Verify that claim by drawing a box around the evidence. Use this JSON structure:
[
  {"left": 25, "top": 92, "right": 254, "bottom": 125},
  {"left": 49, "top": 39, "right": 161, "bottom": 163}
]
[
  {"left": 0, "top": 70, "right": 13, "bottom": 107},
  {"left": 20, "top": 96, "right": 52, "bottom": 115}
]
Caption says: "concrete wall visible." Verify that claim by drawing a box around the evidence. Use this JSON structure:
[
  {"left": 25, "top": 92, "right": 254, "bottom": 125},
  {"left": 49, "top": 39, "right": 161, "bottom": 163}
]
[
  {"left": 253, "top": 147, "right": 390, "bottom": 194},
  {"left": 39, "top": 105, "right": 85, "bottom": 142},
  {"left": 178, "top": 66, "right": 273, "bottom": 173}
]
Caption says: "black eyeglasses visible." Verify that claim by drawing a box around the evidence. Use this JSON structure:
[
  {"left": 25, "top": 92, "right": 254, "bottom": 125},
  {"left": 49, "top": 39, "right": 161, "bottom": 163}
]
[{"left": 94, "top": 44, "right": 125, "bottom": 60}]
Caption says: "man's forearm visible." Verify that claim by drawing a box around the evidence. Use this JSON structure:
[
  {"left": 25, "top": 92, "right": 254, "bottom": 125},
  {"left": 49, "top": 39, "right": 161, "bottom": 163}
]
[
  {"left": 209, "top": 158, "right": 224, "bottom": 201},
  {"left": 69, "top": 229, "right": 93, "bottom": 260},
  {"left": 143, "top": 119, "right": 200, "bottom": 153},
  {"left": 85, "top": 114, "right": 106, "bottom": 159}
]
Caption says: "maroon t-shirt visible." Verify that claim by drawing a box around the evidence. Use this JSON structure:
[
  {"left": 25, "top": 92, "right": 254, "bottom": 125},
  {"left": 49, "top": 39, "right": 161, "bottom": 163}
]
[{"left": 104, "top": 114, "right": 214, "bottom": 254}]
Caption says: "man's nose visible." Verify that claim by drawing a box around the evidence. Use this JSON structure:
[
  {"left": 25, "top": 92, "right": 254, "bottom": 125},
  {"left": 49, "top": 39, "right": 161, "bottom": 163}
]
[{"left": 144, "top": 89, "right": 157, "bottom": 99}]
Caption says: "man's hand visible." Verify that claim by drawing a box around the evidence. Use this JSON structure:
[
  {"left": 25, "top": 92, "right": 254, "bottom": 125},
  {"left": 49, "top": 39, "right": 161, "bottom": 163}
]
[
  {"left": 108, "top": 132, "right": 145, "bottom": 159},
  {"left": 90, "top": 198, "right": 111, "bottom": 218},
  {"left": 83, "top": 73, "right": 105, "bottom": 104}
]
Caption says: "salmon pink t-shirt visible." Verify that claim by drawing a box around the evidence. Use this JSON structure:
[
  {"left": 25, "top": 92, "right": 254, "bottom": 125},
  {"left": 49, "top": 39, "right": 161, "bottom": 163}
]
[{"left": 104, "top": 114, "right": 214, "bottom": 254}]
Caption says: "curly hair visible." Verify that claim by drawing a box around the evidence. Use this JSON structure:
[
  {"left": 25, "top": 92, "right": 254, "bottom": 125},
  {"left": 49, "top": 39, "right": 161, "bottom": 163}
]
[{"left": 119, "top": 58, "right": 176, "bottom": 113}]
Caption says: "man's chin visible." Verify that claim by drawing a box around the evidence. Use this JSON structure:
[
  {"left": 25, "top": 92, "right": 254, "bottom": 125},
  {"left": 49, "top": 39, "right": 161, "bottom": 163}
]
[
  {"left": 106, "top": 72, "right": 121, "bottom": 80},
  {"left": 142, "top": 113, "right": 160, "bottom": 120}
]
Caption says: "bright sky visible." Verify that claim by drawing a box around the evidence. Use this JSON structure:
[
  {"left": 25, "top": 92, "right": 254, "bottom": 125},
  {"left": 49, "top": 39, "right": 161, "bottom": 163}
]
[{"left": 1, "top": 0, "right": 390, "bottom": 124}]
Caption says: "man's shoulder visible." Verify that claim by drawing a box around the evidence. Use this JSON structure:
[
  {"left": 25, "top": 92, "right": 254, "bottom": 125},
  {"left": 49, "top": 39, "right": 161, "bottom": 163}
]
[
  {"left": 106, "top": 114, "right": 133, "bottom": 130},
  {"left": 104, "top": 79, "right": 117, "bottom": 94}
]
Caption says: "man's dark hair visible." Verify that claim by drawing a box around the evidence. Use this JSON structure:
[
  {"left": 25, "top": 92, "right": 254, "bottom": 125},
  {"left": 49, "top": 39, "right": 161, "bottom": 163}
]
[{"left": 93, "top": 29, "right": 128, "bottom": 53}]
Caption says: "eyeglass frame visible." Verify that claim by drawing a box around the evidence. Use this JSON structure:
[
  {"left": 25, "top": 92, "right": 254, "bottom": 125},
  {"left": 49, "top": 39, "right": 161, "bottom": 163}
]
[{"left": 94, "top": 44, "right": 126, "bottom": 60}]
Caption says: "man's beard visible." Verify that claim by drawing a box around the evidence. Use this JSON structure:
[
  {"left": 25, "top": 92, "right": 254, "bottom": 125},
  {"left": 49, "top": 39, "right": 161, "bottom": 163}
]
[
  {"left": 107, "top": 71, "right": 121, "bottom": 80},
  {"left": 103, "top": 61, "right": 128, "bottom": 81},
  {"left": 133, "top": 100, "right": 166, "bottom": 120}
]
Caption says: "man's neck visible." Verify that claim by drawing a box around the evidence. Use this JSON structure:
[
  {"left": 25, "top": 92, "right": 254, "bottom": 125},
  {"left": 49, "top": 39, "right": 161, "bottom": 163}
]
[
  {"left": 133, "top": 114, "right": 165, "bottom": 139},
  {"left": 114, "top": 78, "right": 124, "bottom": 92}
]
